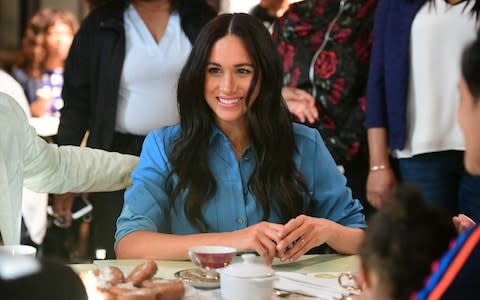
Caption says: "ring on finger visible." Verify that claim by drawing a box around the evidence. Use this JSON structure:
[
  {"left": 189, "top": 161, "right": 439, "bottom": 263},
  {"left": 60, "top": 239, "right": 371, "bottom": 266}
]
[{"left": 300, "top": 236, "right": 306, "bottom": 244}]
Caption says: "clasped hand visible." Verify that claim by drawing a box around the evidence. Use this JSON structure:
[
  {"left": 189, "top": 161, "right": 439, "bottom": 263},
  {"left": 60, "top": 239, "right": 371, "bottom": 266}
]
[{"left": 234, "top": 215, "right": 333, "bottom": 265}]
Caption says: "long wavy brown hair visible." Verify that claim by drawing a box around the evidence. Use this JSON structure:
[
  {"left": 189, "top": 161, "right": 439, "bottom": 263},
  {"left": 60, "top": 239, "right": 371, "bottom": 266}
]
[{"left": 15, "top": 9, "right": 79, "bottom": 78}]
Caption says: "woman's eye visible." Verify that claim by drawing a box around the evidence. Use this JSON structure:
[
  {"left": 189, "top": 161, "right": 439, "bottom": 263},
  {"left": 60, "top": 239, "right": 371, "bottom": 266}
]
[
  {"left": 207, "top": 67, "right": 221, "bottom": 74},
  {"left": 238, "top": 68, "right": 252, "bottom": 75}
]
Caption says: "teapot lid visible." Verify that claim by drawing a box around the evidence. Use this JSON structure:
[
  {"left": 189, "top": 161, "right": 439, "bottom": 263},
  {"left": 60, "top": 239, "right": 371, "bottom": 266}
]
[{"left": 221, "top": 254, "right": 274, "bottom": 278}]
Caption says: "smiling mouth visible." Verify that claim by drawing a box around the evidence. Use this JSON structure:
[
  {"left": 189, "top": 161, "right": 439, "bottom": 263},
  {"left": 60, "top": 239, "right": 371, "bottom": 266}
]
[{"left": 217, "top": 97, "right": 244, "bottom": 105}]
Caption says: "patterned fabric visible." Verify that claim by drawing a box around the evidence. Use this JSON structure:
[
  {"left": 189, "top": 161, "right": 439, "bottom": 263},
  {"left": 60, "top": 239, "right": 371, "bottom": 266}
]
[
  {"left": 413, "top": 225, "right": 479, "bottom": 299},
  {"left": 272, "top": 0, "right": 376, "bottom": 165}
]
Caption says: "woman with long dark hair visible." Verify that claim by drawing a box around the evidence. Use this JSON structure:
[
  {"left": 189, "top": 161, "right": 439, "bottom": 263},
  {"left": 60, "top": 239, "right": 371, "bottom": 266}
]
[
  {"left": 115, "top": 13, "right": 366, "bottom": 264},
  {"left": 13, "top": 8, "right": 78, "bottom": 118}
]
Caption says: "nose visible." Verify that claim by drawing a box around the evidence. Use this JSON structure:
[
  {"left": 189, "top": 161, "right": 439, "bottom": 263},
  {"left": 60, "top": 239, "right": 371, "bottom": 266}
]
[{"left": 220, "top": 71, "right": 235, "bottom": 94}]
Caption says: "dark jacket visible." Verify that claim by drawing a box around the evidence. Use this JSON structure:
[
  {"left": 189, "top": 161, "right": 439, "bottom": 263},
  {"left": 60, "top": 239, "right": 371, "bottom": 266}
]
[
  {"left": 365, "top": 0, "right": 425, "bottom": 149},
  {"left": 57, "top": 0, "right": 216, "bottom": 149}
]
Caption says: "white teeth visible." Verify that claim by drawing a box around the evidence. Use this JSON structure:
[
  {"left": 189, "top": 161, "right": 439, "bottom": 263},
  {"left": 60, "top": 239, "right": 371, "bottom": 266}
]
[{"left": 218, "top": 97, "right": 242, "bottom": 105}]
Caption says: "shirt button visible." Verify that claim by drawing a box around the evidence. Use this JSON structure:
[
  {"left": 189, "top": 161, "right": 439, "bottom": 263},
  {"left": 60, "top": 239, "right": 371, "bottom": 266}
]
[
  {"left": 236, "top": 218, "right": 244, "bottom": 224},
  {"left": 244, "top": 156, "right": 249, "bottom": 161}
]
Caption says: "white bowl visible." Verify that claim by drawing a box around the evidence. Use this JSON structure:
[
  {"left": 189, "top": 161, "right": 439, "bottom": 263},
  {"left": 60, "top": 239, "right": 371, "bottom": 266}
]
[{"left": 0, "top": 245, "right": 37, "bottom": 257}]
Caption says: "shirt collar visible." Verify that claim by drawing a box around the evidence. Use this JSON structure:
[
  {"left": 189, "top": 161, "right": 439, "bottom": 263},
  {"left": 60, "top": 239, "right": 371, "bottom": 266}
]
[{"left": 208, "top": 124, "right": 224, "bottom": 145}]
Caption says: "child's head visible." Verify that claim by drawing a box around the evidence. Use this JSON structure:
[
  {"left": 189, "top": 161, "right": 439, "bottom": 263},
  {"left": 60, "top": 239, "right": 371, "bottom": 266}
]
[
  {"left": 358, "top": 185, "right": 457, "bottom": 300},
  {"left": 458, "top": 31, "right": 480, "bottom": 175}
]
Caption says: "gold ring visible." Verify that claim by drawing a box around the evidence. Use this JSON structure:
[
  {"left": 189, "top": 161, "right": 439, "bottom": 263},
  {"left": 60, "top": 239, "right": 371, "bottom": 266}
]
[{"left": 301, "top": 236, "right": 306, "bottom": 243}]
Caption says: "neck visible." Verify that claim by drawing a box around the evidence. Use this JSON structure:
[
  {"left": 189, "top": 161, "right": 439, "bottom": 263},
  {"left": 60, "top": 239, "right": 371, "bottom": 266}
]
[
  {"left": 131, "top": 0, "right": 171, "bottom": 14},
  {"left": 44, "top": 57, "right": 64, "bottom": 71},
  {"left": 217, "top": 120, "right": 250, "bottom": 160},
  {"left": 131, "top": 0, "right": 172, "bottom": 42}
]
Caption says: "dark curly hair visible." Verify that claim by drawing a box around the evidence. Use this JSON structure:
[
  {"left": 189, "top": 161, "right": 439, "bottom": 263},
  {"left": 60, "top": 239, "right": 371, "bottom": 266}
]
[
  {"left": 167, "top": 13, "right": 308, "bottom": 231},
  {"left": 359, "top": 185, "right": 457, "bottom": 300}
]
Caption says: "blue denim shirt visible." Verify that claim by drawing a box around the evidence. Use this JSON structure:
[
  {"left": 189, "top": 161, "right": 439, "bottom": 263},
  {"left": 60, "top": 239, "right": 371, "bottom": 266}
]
[{"left": 115, "top": 123, "right": 366, "bottom": 246}]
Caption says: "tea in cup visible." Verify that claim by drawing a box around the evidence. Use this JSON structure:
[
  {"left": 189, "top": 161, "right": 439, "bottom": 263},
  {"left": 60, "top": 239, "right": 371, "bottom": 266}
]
[{"left": 188, "top": 245, "right": 237, "bottom": 270}]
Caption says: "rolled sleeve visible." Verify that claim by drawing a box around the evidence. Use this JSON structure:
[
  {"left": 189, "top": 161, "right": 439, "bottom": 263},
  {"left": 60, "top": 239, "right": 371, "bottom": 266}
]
[
  {"left": 295, "top": 125, "right": 367, "bottom": 228},
  {"left": 114, "top": 128, "right": 176, "bottom": 247}
]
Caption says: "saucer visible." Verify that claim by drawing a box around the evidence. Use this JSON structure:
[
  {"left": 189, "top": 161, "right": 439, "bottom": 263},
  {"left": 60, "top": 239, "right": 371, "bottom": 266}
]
[{"left": 175, "top": 268, "right": 220, "bottom": 289}]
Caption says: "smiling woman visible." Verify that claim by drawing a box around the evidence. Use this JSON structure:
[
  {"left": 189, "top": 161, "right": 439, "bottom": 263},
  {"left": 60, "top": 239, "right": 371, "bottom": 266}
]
[{"left": 115, "top": 13, "right": 366, "bottom": 265}]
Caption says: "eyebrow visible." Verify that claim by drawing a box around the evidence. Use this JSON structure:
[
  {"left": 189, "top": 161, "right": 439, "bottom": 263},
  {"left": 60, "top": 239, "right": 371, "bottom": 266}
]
[{"left": 207, "top": 62, "right": 255, "bottom": 68}]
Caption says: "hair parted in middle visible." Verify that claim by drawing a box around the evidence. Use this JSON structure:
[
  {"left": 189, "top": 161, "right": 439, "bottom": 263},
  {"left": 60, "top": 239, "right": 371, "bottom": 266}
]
[{"left": 167, "top": 13, "right": 308, "bottom": 231}]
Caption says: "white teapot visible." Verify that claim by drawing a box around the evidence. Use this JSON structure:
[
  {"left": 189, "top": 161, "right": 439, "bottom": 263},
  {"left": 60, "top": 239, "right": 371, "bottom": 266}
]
[{"left": 219, "top": 253, "right": 276, "bottom": 300}]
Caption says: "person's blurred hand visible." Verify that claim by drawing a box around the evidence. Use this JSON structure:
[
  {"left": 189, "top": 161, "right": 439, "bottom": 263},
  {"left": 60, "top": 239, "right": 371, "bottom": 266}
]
[
  {"left": 452, "top": 214, "right": 476, "bottom": 233},
  {"left": 54, "top": 192, "right": 75, "bottom": 225},
  {"left": 366, "top": 168, "right": 396, "bottom": 209},
  {"left": 281, "top": 86, "right": 318, "bottom": 124}
]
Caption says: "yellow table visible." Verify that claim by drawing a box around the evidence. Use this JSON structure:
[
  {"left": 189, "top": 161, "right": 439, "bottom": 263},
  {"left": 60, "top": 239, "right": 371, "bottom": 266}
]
[{"left": 70, "top": 254, "right": 358, "bottom": 299}]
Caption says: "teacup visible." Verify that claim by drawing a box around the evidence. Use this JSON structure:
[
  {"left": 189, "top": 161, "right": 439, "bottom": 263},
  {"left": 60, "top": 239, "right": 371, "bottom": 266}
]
[
  {"left": 0, "top": 244, "right": 37, "bottom": 257},
  {"left": 188, "top": 246, "right": 236, "bottom": 275}
]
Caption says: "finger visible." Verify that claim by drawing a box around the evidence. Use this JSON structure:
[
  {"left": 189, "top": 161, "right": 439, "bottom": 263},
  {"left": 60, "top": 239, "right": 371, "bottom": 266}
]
[
  {"left": 276, "top": 227, "right": 303, "bottom": 254},
  {"left": 258, "top": 234, "right": 278, "bottom": 258},
  {"left": 305, "top": 110, "right": 316, "bottom": 124},
  {"left": 253, "top": 239, "right": 275, "bottom": 265},
  {"left": 284, "top": 235, "right": 309, "bottom": 261},
  {"left": 309, "top": 106, "right": 319, "bottom": 119},
  {"left": 262, "top": 253, "right": 274, "bottom": 266},
  {"left": 262, "top": 225, "right": 284, "bottom": 244},
  {"left": 296, "top": 112, "right": 306, "bottom": 123}
]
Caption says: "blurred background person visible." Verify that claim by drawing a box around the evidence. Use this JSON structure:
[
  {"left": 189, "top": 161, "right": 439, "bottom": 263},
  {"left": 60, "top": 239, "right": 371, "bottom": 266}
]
[
  {"left": 55, "top": 0, "right": 216, "bottom": 260},
  {"left": 365, "top": 0, "right": 480, "bottom": 222},
  {"left": 272, "top": 0, "right": 377, "bottom": 218},
  {"left": 412, "top": 30, "right": 480, "bottom": 300},
  {"left": 249, "top": 0, "right": 291, "bottom": 31},
  {"left": 12, "top": 8, "right": 78, "bottom": 121}
]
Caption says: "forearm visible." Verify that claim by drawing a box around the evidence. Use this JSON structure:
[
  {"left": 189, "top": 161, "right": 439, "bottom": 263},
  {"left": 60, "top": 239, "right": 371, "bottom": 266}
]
[
  {"left": 116, "top": 231, "right": 239, "bottom": 260},
  {"left": 367, "top": 128, "right": 390, "bottom": 168},
  {"left": 23, "top": 140, "right": 138, "bottom": 193},
  {"left": 326, "top": 222, "right": 365, "bottom": 254}
]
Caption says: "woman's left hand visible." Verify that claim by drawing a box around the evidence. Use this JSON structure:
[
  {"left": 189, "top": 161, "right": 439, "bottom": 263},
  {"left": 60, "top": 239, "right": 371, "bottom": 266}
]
[{"left": 275, "top": 214, "right": 333, "bottom": 261}]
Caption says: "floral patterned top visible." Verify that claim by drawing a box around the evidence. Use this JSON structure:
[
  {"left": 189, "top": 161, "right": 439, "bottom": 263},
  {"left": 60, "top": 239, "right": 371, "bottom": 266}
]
[{"left": 272, "top": 0, "right": 376, "bottom": 165}]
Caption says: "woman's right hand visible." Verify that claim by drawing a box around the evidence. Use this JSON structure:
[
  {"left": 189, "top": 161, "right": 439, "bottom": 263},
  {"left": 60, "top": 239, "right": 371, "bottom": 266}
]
[
  {"left": 231, "top": 221, "right": 284, "bottom": 265},
  {"left": 366, "top": 168, "right": 396, "bottom": 209}
]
